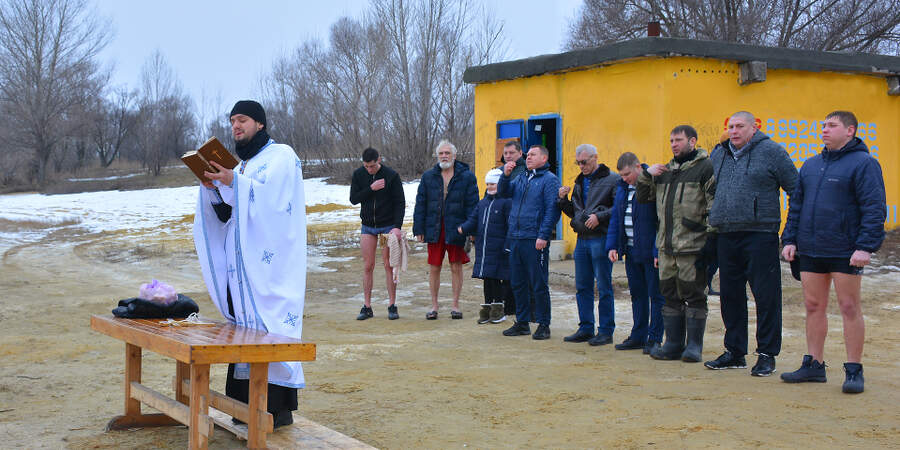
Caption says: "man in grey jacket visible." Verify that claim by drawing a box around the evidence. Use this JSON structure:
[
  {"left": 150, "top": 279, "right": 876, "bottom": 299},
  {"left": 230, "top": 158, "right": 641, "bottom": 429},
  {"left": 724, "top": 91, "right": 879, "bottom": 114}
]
[{"left": 704, "top": 111, "right": 798, "bottom": 377}]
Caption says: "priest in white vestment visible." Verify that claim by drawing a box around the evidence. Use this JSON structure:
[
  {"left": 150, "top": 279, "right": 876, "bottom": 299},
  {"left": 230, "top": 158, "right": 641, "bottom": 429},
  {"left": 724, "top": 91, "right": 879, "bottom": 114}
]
[{"left": 193, "top": 100, "right": 307, "bottom": 428}]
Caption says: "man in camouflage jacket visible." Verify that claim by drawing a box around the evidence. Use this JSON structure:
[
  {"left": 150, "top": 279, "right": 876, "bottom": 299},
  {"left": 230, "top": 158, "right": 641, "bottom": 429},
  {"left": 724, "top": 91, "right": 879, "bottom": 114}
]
[{"left": 636, "top": 125, "right": 716, "bottom": 363}]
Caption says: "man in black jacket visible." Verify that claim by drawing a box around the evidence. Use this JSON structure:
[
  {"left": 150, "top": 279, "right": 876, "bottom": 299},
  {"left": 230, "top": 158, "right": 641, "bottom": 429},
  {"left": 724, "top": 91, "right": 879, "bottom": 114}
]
[
  {"left": 350, "top": 148, "right": 406, "bottom": 320},
  {"left": 557, "top": 143, "right": 619, "bottom": 345}
]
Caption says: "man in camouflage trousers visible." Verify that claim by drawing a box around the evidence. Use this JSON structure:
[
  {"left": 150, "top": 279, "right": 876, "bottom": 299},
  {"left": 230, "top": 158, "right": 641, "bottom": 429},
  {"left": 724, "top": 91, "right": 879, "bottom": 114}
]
[{"left": 636, "top": 125, "right": 716, "bottom": 363}]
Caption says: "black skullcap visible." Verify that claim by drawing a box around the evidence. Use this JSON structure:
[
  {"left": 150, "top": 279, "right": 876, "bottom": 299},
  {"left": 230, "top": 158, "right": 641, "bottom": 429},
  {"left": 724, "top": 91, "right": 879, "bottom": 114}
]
[{"left": 230, "top": 100, "right": 266, "bottom": 128}]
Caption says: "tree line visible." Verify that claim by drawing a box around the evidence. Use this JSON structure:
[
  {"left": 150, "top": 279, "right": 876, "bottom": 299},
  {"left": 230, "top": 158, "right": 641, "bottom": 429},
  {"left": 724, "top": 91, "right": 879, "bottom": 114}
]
[
  {"left": 0, "top": 0, "right": 507, "bottom": 188},
  {"left": 2, "top": 0, "right": 898, "bottom": 189}
]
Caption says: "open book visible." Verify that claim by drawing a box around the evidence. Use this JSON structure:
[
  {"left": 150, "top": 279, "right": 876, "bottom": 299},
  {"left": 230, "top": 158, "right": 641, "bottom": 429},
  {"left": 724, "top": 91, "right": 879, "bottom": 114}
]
[{"left": 181, "top": 137, "right": 240, "bottom": 181}]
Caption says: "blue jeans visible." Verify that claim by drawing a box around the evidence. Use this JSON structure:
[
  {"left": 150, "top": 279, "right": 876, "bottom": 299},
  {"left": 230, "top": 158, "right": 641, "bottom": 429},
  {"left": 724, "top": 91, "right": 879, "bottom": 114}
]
[
  {"left": 574, "top": 237, "right": 614, "bottom": 336},
  {"left": 509, "top": 239, "right": 551, "bottom": 326},
  {"left": 624, "top": 252, "right": 664, "bottom": 343}
]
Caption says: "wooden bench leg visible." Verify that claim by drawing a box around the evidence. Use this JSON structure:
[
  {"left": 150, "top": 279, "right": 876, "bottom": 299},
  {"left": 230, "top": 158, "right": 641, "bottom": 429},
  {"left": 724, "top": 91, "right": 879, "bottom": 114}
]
[
  {"left": 106, "top": 344, "right": 182, "bottom": 431},
  {"left": 189, "top": 363, "right": 210, "bottom": 450},
  {"left": 248, "top": 362, "right": 269, "bottom": 449},
  {"left": 175, "top": 361, "right": 190, "bottom": 405},
  {"left": 125, "top": 343, "right": 141, "bottom": 416}
]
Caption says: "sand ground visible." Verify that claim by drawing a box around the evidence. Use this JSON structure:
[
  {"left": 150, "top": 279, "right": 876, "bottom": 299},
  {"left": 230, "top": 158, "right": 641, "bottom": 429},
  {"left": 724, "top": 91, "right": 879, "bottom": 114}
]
[{"left": 1, "top": 226, "right": 899, "bottom": 449}]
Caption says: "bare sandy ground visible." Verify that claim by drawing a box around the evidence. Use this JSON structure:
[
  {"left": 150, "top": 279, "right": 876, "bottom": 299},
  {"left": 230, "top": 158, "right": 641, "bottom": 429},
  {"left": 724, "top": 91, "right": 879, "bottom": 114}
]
[{"left": 1, "top": 226, "right": 899, "bottom": 449}]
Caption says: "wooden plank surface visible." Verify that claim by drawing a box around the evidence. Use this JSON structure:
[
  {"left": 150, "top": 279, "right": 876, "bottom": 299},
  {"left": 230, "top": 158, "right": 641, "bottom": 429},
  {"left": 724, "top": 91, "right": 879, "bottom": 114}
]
[
  {"left": 209, "top": 410, "right": 376, "bottom": 450},
  {"left": 91, "top": 315, "right": 316, "bottom": 364}
]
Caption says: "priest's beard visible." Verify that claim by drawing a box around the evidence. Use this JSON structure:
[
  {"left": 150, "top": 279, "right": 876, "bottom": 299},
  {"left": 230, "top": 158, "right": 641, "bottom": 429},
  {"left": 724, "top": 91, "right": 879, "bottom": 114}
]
[{"left": 439, "top": 161, "right": 452, "bottom": 169}]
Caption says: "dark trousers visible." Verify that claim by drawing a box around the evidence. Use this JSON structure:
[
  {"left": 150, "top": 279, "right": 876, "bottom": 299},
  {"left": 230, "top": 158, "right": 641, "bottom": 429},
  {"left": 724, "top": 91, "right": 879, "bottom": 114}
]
[
  {"left": 225, "top": 287, "right": 297, "bottom": 415},
  {"left": 717, "top": 231, "right": 782, "bottom": 357},
  {"left": 483, "top": 278, "right": 516, "bottom": 315},
  {"left": 509, "top": 239, "right": 551, "bottom": 326},
  {"left": 226, "top": 364, "right": 298, "bottom": 414},
  {"left": 624, "top": 253, "right": 665, "bottom": 343}
]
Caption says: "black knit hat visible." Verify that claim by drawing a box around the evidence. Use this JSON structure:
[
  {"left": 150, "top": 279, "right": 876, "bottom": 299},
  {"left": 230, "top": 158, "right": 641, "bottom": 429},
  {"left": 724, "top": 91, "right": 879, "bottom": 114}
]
[{"left": 230, "top": 100, "right": 266, "bottom": 129}]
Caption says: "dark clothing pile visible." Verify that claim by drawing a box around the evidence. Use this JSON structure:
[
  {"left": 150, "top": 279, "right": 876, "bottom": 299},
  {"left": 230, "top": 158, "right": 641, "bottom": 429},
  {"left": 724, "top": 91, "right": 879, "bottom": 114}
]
[{"left": 112, "top": 294, "right": 199, "bottom": 319}]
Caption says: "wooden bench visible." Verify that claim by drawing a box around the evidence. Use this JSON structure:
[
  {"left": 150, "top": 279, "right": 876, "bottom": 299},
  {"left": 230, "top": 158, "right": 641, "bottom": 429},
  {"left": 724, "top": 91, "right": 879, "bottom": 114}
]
[{"left": 91, "top": 314, "right": 316, "bottom": 449}]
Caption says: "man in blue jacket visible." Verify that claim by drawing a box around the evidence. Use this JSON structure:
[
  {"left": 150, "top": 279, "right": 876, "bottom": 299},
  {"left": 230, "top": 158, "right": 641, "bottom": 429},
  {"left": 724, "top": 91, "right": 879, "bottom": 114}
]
[
  {"left": 780, "top": 111, "right": 886, "bottom": 394},
  {"left": 413, "top": 140, "right": 479, "bottom": 320},
  {"left": 606, "top": 152, "right": 664, "bottom": 355},
  {"left": 497, "top": 145, "right": 561, "bottom": 340},
  {"left": 557, "top": 144, "right": 619, "bottom": 346},
  {"left": 705, "top": 111, "right": 798, "bottom": 377}
]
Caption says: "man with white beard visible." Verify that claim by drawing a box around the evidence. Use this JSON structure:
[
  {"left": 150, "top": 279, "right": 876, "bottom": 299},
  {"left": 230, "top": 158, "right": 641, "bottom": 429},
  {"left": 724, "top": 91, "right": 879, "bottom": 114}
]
[
  {"left": 413, "top": 140, "right": 479, "bottom": 320},
  {"left": 193, "top": 100, "right": 307, "bottom": 428}
]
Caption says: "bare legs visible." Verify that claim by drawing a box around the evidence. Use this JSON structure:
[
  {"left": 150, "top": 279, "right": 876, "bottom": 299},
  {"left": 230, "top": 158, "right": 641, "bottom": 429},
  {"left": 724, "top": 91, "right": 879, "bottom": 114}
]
[
  {"left": 362, "top": 234, "right": 396, "bottom": 308},
  {"left": 428, "top": 262, "right": 463, "bottom": 313},
  {"left": 800, "top": 272, "right": 864, "bottom": 363}
]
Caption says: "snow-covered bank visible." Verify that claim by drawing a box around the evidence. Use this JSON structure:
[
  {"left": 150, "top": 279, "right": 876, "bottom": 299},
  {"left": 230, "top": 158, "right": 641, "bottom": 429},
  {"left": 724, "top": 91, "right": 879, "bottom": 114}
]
[{"left": 0, "top": 178, "right": 420, "bottom": 248}]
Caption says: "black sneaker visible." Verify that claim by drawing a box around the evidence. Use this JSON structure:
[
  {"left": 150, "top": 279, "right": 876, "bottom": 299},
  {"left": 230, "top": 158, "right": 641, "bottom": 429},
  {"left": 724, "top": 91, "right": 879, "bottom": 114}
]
[
  {"left": 842, "top": 363, "right": 864, "bottom": 393},
  {"left": 615, "top": 337, "right": 644, "bottom": 350},
  {"left": 704, "top": 351, "right": 747, "bottom": 370},
  {"left": 503, "top": 321, "right": 531, "bottom": 336},
  {"left": 356, "top": 306, "right": 373, "bottom": 320},
  {"left": 387, "top": 304, "right": 399, "bottom": 320},
  {"left": 751, "top": 353, "right": 776, "bottom": 377},
  {"left": 781, "top": 355, "right": 826, "bottom": 383},
  {"left": 562, "top": 329, "right": 593, "bottom": 343},
  {"left": 532, "top": 324, "right": 550, "bottom": 340},
  {"left": 588, "top": 334, "right": 613, "bottom": 346}
]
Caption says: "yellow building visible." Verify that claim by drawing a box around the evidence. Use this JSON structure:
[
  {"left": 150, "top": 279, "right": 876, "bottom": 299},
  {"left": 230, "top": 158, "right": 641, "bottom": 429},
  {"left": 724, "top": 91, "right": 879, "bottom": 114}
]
[{"left": 464, "top": 37, "right": 900, "bottom": 256}]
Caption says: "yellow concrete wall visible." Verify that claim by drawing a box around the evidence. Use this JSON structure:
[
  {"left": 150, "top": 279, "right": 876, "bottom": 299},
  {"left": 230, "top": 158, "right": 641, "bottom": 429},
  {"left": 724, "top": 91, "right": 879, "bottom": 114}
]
[{"left": 473, "top": 56, "right": 900, "bottom": 255}]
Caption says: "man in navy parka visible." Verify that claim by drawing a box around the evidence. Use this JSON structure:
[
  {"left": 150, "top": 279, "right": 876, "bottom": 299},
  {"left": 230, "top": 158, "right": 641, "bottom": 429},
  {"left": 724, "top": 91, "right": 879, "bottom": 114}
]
[{"left": 781, "top": 110, "right": 886, "bottom": 394}]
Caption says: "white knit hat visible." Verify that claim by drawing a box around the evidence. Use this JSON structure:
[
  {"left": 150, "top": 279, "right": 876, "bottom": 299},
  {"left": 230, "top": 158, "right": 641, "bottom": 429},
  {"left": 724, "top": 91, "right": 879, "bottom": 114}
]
[{"left": 485, "top": 168, "right": 502, "bottom": 184}]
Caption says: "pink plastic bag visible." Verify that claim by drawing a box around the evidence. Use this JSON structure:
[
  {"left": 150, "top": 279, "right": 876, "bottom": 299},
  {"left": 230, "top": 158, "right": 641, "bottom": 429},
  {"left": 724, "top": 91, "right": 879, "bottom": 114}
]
[{"left": 139, "top": 279, "right": 177, "bottom": 306}]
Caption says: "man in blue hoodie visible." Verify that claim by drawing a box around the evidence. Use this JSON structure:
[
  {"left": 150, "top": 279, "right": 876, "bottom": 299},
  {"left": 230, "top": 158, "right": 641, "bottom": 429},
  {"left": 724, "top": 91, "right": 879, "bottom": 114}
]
[
  {"left": 705, "top": 111, "right": 798, "bottom": 377},
  {"left": 497, "top": 145, "right": 561, "bottom": 340},
  {"left": 780, "top": 111, "right": 886, "bottom": 394}
]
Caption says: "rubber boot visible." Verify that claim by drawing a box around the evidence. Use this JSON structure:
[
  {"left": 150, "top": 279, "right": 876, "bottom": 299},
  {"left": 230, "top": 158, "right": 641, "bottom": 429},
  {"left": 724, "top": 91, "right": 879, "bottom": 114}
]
[
  {"left": 681, "top": 307, "right": 707, "bottom": 363},
  {"left": 651, "top": 305, "right": 685, "bottom": 360}
]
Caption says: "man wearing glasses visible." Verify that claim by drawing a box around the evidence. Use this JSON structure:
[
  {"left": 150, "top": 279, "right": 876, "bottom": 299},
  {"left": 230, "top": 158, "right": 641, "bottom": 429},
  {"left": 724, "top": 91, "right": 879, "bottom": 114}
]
[{"left": 557, "top": 144, "right": 620, "bottom": 345}]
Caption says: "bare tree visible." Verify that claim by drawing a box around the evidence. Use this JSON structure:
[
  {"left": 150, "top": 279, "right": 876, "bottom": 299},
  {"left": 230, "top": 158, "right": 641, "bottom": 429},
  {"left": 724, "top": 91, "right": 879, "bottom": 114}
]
[
  {"left": 90, "top": 86, "right": 138, "bottom": 167},
  {"left": 0, "top": 0, "right": 112, "bottom": 183},
  {"left": 566, "top": 0, "right": 900, "bottom": 54},
  {"left": 258, "top": 0, "right": 508, "bottom": 177},
  {"left": 134, "top": 50, "right": 195, "bottom": 176}
]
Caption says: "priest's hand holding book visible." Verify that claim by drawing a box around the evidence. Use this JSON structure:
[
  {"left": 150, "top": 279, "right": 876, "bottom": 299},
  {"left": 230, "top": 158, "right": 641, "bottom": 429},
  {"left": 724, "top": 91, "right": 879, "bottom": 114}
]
[{"left": 203, "top": 160, "right": 233, "bottom": 188}]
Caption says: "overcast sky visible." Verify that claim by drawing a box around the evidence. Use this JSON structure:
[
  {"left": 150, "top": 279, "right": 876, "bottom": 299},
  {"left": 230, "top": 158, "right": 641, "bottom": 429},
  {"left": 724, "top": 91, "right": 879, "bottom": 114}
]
[{"left": 95, "top": 0, "right": 582, "bottom": 117}]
